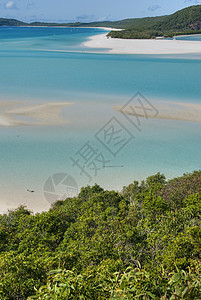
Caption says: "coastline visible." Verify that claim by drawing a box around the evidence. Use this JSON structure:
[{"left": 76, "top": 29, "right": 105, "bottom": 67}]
[
  {"left": 17, "top": 25, "right": 119, "bottom": 31},
  {"left": 1, "top": 26, "right": 201, "bottom": 214},
  {"left": 83, "top": 32, "right": 201, "bottom": 55},
  {"left": 174, "top": 33, "right": 201, "bottom": 38},
  {"left": 10, "top": 26, "right": 201, "bottom": 55}
]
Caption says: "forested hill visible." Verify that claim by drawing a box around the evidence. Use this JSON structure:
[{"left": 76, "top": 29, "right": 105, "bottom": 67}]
[
  {"left": 0, "top": 170, "right": 201, "bottom": 299},
  {"left": 1, "top": 5, "right": 201, "bottom": 40},
  {"left": 0, "top": 18, "right": 26, "bottom": 26},
  {"left": 0, "top": 18, "right": 82, "bottom": 27},
  {"left": 108, "top": 5, "right": 201, "bottom": 39}
]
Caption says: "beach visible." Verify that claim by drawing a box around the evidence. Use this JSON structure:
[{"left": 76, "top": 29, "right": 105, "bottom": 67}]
[
  {"left": 0, "top": 26, "right": 201, "bottom": 215},
  {"left": 84, "top": 32, "right": 201, "bottom": 54}
]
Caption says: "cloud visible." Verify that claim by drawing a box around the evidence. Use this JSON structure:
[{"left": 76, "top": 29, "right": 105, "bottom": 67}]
[
  {"left": 4, "top": 1, "right": 18, "bottom": 10},
  {"left": 148, "top": 5, "right": 161, "bottom": 12}
]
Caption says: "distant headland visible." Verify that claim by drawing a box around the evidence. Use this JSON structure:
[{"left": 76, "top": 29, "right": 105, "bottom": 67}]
[{"left": 1, "top": 5, "right": 201, "bottom": 39}]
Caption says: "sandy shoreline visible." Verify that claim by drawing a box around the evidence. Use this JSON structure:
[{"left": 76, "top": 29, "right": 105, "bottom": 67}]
[{"left": 83, "top": 32, "right": 201, "bottom": 55}]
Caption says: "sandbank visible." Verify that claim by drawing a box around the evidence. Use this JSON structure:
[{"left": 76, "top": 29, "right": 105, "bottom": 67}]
[
  {"left": 114, "top": 100, "right": 201, "bottom": 123},
  {"left": 0, "top": 102, "right": 73, "bottom": 126},
  {"left": 83, "top": 32, "right": 201, "bottom": 54}
]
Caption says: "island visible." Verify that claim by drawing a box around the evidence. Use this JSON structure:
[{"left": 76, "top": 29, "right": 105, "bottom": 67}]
[{"left": 1, "top": 5, "right": 201, "bottom": 40}]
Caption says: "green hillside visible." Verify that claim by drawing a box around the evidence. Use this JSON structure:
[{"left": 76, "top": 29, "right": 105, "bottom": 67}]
[
  {"left": 154, "top": 4, "right": 201, "bottom": 31},
  {"left": 1, "top": 5, "right": 201, "bottom": 39},
  {"left": 78, "top": 15, "right": 167, "bottom": 30},
  {"left": 0, "top": 170, "right": 201, "bottom": 299},
  {"left": 0, "top": 16, "right": 167, "bottom": 29},
  {"left": 0, "top": 18, "right": 26, "bottom": 26},
  {"left": 108, "top": 5, "right": 201, "bottom": 39}
]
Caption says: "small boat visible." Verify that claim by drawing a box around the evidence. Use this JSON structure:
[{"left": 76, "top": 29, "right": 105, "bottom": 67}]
[{"left": 26, "top": 189, "right": 35, "bottom": 193}]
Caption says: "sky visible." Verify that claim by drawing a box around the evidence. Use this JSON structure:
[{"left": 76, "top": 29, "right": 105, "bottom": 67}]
[{"left": 0, "top": 0, "right": 200, "bottom": 23}]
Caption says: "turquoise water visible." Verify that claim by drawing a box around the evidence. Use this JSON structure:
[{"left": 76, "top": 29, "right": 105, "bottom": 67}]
[
  {"left": 0, "top": 27, "right": 201, "bottom": 213},
  {"left": 175, "top": 34, "right": 201, "bottom": 41},
  {"left": 1, "top": 46, "right": 201, "bottom": 102}
]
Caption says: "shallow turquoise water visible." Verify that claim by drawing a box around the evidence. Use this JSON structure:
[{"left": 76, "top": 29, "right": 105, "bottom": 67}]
[
  {"left": 0, "top": 47, "right": 201, "bottom": 102},
  {"left": 176, "top": 34, "right": 201, "bottom": 41},
  {"left": 0, "top": 27, "right": 201, "bottom": 213}
]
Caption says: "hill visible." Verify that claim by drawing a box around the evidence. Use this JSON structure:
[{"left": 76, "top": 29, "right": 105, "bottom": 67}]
[
  {"left": 0, "top": 18, "right": 82, "bottom": 27},
  {"left": 0, "top": 17, "right": 167, "bottom": 29},
  {"left": 0, "top": 170, "right": 200, "bottom": 298},
  {"left": 0, "top": 18, "right": 26, "bottom": 26},
  {"left": 108, "top": 5, "right": 201, "bottom": 39},
  {"left": 77, "top": 15, "right": 167, "bottom": 30},
  {"left": 1, "top": 5, "right": 201, "bottom": 39}
]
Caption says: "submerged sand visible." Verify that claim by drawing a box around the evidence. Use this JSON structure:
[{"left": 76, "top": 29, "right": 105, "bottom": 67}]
[
  {"left": 0, "top": 102, "right": 73, "bottom": 126},
  {"left": 114, "top": 100, "right": 201, "bottom": 123},
  {"left": 84, "top": 32, "right": 201, "bottom": 55},
  {"left": 1, "top": 99, "right": 201, "bottom": 127}
]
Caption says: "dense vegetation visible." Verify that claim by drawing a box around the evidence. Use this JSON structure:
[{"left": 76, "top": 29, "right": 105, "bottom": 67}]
[
  {"left": 0, "top": 18, "right": 26, "bottom": 27},
  {"left": 1, "top": 5, "right": 201, "bottom": 40},
  {"left": 0, "top": 170, "right": 201, "bottom": 299},
  {"left": 0, "top": 19, "right": 83, "bottom": 27},
  {"left": 0, "top": 16, "right": 166, "bottom": 29},
  {"left": 107, "top": 5, "right": 201, "bottom": 39}
]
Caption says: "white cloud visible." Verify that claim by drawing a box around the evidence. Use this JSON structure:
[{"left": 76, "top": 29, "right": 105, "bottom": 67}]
[
  {"left": 6, "top": 1, "right": 14, "bottom": 8},
  {"left": 5, "top": 1, "right": 18, "bottom": 9}
]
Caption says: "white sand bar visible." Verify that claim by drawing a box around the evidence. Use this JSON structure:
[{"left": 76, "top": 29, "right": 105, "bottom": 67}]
[
  {"left": 84, "top": 32, "right": 201, "bottom": 55},
  {"left": 0, "top": 102, "right": 73, "bottom": 126}
]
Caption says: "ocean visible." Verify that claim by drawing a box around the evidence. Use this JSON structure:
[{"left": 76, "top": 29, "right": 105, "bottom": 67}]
[{"left": 0, "top": 27, "right": 201, "bottom": 213}]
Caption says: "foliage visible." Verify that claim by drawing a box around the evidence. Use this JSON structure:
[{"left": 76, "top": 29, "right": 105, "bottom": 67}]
[
  {"left": 29, "top": 261, "right": 201, "bottom": 299},
  {"left": 0, "top": 18, "right": 26, "bottom": 27},
  {"left": 0, "top": 171, "right": 200, "bottom": 299},
  {"left": 107, "top": 5, "right": 201, "bottom": 39}
]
